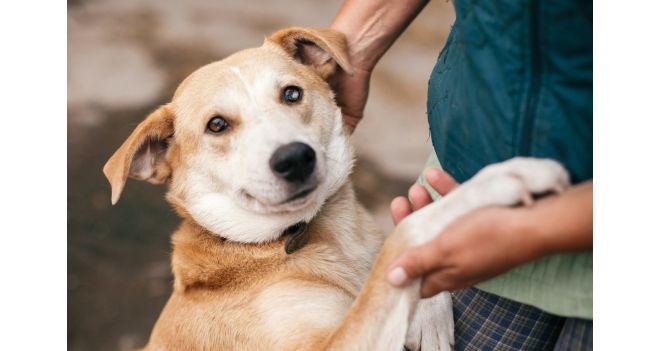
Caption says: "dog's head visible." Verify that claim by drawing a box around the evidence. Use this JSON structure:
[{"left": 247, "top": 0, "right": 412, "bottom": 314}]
[{"left": 103, "top": 27, "right": 354, "bottom": 243}]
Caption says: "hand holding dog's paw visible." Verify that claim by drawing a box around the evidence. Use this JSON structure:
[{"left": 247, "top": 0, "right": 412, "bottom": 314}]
[
  {"left": 387, "top": 157, "right": 572, "bottom": 296},
  {"left": 389, "top": 206, "right": 534, "bottom": 296}
]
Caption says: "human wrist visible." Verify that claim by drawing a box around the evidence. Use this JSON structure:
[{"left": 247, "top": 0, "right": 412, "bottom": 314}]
[
  {"left": 507, "top": 208, "right": 552, "bottom": 263},
  {"left": 330, "top": 21, "right": 377, "bottom": 73},
  {"left": 330, "top": 0, "right": 430, "bottom": 72}
]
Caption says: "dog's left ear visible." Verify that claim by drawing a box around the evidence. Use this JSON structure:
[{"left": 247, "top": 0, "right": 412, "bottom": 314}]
[
  {"left": 268, "top": 27, "right": 353, "bottom": 79},
  {"left": 103, "top": 105, "right": 174, "bottom": 205}
]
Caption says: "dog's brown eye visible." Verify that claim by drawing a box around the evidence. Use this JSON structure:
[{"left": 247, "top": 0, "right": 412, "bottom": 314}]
[
  {"left": 283, "top": 86, "right": 302, "bottom": 104},
  {"left": 207, "top": 116, "right": 229, "bottom": 134}
]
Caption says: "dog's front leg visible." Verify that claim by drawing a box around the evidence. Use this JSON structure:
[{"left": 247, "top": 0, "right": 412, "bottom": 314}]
[
  {"left": 316, "top": 158, "right": 570, "bottom": 351},
  {"left": 315, "top": 197, "right": 462, "bottom": 351},
  {"left": 314, "top": 230, "right": 423, "bottom": 351}
]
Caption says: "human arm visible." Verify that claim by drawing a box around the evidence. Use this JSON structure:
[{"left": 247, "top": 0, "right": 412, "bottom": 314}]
[
  {"left": 330, "top": 0, "right": 430, "bottom": 131},
  {"left": 388, "top": 168, "right": 593, "bottom": 298}
]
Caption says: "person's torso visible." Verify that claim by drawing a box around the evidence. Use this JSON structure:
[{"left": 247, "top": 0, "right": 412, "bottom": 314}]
[
  {"left": 428, "top": 0, "right": 593, "bottom": 184},
  {"left": 424, "top": 0, "right": 593, "bottom": 319}
]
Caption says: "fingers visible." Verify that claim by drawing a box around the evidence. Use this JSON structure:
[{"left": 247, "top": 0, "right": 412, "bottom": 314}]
[
  {"left": 420, "top": 271, "right": 454, "bottom": 298},
  {"left": 408, "top": 184, "right": 433, "bottom": 210},
  {"left": 424, "top": 168, "right": 459, "bottom": 196},
  {"left": 390, "top": 196, "right": 412, "bottom": 225},
  {"left": 420, "top": 270, "right": 478, "bottom": 298},
  {"left": 387, "top": 242, "right": 441, "bottom": 287},
  {"left": 389, "top": 252, "right": 467, "bottom": 298},
  {"left": 391, "top": 184, "right": 434, "bottom": 225},
  {"left": 342, "top": 114, "right": 361, "bottom": 133},
  {"left": 390, "top": 168, "right": 453, "bottom": 225}
]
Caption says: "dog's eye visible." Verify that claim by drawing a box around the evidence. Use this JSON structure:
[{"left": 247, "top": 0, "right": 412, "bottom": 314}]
[
  {"left": 283, "top": 86, "right": 303, "bottom": 104},
  {"left": 207, "top": 116, "right": 229, "bottom": 134}
]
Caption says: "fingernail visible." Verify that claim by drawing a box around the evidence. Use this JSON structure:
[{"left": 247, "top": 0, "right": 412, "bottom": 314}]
[{"left": 387, "top": 266, "right": 408, "bottom": 286}]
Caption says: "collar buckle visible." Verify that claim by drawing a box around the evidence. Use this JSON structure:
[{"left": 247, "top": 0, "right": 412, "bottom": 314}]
[{"left": 283, "top": 222, "right": 309, "bottom": 254}]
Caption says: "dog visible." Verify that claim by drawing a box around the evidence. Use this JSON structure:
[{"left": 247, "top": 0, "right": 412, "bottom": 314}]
[{"left": 103, "top": 27, "right": 570, "bottom": 350}]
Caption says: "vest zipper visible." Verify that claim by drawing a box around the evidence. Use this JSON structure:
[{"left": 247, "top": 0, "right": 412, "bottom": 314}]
[{"left": 520, "top": 0, "right": 541, "bottom": 156}]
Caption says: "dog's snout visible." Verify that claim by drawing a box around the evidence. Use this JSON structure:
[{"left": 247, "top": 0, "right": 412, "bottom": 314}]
[{"left": 269, "top": 142, "right": 316, "bottom": 183}]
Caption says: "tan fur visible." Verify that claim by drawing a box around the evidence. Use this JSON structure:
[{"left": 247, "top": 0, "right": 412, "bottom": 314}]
[
  {"left": 105, "top": 27, "right": 460, "bottom": 351},
  {"left": 103, "top": 105, "right": 174, "bottom": 204},
  {"left": 145, "top": 184, "right": 385, "bottom": 350}
]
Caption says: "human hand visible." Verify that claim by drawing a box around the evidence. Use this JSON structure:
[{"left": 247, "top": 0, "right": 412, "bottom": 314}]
[
  {"left": 387, "top": 168, "right": 543, "bottom": 298},
  {"left": 329, "top": 66, "right": 371, "bottom": 133},
  {"left": 390, "top": 168, "right": 459, "bottom": 225},
  {"left": 329, "top": 0, "right": 432, "bottom": 132}
]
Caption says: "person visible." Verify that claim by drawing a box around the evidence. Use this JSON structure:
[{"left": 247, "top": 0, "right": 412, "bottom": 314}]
[{"left": 330, "top": 0, "right": 593, "bottom": 350}]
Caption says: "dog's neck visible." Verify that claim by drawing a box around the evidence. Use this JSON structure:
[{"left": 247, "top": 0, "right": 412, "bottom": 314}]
[{"left": 169, "top": 182, "right": 362, "bottom": 292}]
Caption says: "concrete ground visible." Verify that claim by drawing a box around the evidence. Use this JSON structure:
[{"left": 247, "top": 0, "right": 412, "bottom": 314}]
[{"left": 67, "top": 1, "right": 454, "bottom": 349}]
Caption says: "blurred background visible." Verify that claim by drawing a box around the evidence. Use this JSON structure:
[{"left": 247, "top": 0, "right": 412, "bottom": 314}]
[{"left": 67, "top": 0, "right": 454, "bottom": 349}]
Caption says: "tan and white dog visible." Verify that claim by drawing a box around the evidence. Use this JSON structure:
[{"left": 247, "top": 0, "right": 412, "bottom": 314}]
[{"left": 103, "top": 27, "right": 570, "bottom": 351}]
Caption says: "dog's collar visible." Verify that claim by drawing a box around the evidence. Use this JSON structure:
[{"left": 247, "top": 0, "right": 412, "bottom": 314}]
[{"left": 282, "top": 222, "right": 309, "bottom": 254}]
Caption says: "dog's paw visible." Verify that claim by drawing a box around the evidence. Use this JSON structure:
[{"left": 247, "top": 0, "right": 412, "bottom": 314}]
[
  {"left": 464, "top": 157, "right": 570, "bottom": 207},
  {"left": 405, "top": 292, "right": 454, "bottom": 351}
]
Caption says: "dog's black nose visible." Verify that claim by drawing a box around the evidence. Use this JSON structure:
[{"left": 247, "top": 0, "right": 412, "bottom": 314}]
[{"left": 269, "top": 142, "right": 316, "bottom": 183}]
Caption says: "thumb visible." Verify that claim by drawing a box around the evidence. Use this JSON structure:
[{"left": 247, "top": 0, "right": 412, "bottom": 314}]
[{"left": 387, "top": 243, "right": 440, "bottom": 287}]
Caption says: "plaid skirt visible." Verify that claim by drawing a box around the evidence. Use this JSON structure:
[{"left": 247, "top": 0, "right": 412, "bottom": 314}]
[{"left": 452, "top": 287, "right": 592, "bottom": 350}]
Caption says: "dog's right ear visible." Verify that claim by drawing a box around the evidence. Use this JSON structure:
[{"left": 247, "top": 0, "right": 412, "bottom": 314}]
[{"left": 103, "top": 105, "right": 174, "bottom": 205}]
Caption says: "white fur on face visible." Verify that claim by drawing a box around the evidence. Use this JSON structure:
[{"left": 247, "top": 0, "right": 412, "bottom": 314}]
[{"left": 171, "top": 54, "right": 353, "bottom": 243}]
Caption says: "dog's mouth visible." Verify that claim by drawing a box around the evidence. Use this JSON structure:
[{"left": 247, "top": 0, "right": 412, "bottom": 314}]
[
  {"left": 239, "top": 183, "right": 318, "bottom": 214},
  {"left": 281, "top": 186, "right": 316, "bottom": 204}
]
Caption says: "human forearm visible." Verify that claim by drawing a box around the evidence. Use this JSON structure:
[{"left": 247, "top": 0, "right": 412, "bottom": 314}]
[
  {"left": 514, "top": 181, "right": 593, "bottom": 260},
  {"left": 330, "top": 0, "right": 430, "bottom": 71}
]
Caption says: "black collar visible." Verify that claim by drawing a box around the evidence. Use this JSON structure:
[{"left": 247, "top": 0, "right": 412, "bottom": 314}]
[{"left": 282, "top": 222, "right": 309, "bottom": 254}]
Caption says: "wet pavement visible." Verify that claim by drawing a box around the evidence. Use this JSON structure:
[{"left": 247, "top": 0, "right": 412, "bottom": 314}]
[{"left": 67, "top": 1, "right": 454, "bottom": 349}]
